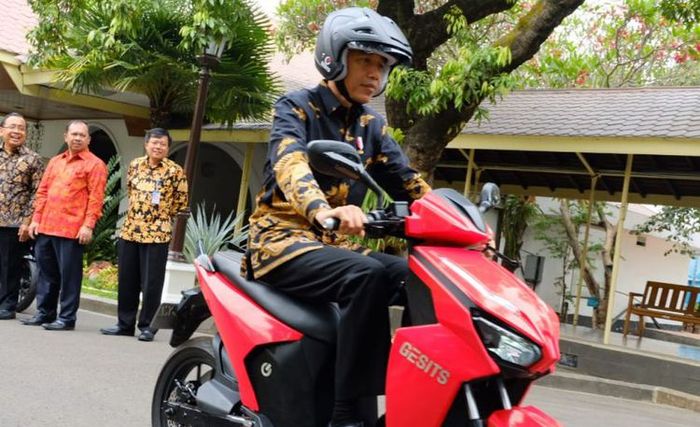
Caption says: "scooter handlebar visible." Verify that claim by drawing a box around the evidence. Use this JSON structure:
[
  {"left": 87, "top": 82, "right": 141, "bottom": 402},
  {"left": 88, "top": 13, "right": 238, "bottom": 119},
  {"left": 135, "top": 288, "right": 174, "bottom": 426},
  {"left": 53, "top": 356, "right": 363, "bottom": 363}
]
[
  {"left": 321, "top": 217, "right": 341, "bottom": 231},
  {"left": 320, "top": 210, "right": 388, "bottom": 231}
]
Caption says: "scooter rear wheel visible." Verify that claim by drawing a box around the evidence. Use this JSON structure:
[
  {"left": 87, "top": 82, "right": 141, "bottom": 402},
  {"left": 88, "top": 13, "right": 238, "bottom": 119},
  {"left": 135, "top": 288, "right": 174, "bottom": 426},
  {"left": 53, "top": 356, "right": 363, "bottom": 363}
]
[{"left": 151, "top": 337, "right": 216, "bottom": 427}]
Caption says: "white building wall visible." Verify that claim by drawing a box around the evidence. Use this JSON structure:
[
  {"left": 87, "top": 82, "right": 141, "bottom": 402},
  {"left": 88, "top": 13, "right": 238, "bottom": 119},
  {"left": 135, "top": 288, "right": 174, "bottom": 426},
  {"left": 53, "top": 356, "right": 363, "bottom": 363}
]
[
  {"left": 34, "top": 119, "right": 267, "bottom": 215},
  {"left": 516, "top": 197, "right": 693, "bottom": 325}
]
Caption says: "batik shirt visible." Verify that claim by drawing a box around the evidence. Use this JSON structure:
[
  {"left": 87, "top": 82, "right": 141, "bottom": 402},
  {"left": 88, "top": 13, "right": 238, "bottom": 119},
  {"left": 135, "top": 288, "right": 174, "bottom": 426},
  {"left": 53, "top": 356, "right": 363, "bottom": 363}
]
[
  {"left": 244, "top": 82, "right": 431, "bottom": 279},
  {"left": 0, "top": 144, "right": 44, "bottom": 227},
  {"left": 33, "top": 149, "right": 107, "bottom": 239},
  {"left": 119, "top": 156, "right": 188, "bottom": 244}
]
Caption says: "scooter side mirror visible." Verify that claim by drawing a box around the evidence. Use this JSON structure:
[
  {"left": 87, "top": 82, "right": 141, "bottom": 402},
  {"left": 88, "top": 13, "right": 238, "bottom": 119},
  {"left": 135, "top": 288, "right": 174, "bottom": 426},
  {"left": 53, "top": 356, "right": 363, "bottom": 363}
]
[
  {"left": 478, "top": 183, "right": 501, "bottom": 213},
  {"left": 307, "top": 140, "right": 385, "bottom": 206},
  {"left": 307, "top": 140, "right": 363, "bottom": 179}
]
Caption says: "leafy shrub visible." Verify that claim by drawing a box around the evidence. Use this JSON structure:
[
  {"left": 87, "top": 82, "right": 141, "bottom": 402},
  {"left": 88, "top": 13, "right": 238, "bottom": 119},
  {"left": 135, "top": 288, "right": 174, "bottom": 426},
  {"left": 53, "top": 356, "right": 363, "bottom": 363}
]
[
  {"left": 83, "top": 261, "right": 118, "bottom": 292},
  {"left": 84, "top": 155, "right": 125, "bottom": 265}
]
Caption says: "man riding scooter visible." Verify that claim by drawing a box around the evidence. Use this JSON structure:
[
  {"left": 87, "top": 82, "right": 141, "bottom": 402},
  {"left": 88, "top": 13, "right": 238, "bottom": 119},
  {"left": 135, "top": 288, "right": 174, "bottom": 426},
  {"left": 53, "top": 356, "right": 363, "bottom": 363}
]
[{"left": 243, "top": 7, "right": 431, "bottom": 427}]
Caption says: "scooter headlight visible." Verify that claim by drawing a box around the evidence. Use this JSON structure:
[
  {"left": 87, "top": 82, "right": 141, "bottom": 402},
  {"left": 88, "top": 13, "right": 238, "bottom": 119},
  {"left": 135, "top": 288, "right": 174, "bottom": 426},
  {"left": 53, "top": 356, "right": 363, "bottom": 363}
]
[{"left": 473, "top": 315, "right": 541, "bottom": 368}]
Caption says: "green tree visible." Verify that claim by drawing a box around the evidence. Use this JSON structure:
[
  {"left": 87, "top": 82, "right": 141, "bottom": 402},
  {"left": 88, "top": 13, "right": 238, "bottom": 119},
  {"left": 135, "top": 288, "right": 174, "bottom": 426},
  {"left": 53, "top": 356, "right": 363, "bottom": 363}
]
[
  {"left": 661, "top": 0, "right": 700, "bottom": 25},
  {"left": 515, "top": 0, "right": 700, "bottom": 88},
  {"left": 533, "top": 200, "right": 610, "bottom": 327},
  {"left": 28, "top": 0, "right": 280, "bottom": 128},
  {"left": 500, "top": 195, "right": 540, "bottom": 272},
  {"left": 275, "top": 0, "right": 586, "bottom": 181},
  {"left": 636, "top": 207, "right": 700, "bottom": 256}
]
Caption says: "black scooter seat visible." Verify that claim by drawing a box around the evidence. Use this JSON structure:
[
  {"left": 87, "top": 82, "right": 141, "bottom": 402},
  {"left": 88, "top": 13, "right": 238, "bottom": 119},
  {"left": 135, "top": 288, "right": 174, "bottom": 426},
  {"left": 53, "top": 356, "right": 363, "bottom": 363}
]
[{"left": 211, "top": 251, "right": 339, "bottom": 344}]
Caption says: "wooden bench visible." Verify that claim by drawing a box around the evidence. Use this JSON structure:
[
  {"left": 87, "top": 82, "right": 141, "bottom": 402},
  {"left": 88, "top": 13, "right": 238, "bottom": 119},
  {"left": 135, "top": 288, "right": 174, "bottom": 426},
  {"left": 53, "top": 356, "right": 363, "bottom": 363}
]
[{"left": 623, "top": 281, "right": 700, "bottom": 337}]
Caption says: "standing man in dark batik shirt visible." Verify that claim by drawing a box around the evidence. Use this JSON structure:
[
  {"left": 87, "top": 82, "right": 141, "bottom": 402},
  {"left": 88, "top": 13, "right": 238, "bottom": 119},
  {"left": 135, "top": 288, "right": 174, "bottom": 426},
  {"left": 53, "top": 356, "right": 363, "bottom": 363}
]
[
  {"left": 0, "top": 113, "right": 44, "bottom": 320},
  {"left": 243, "top": 8, "right": 430, "bottom": 427},
  {"left": 101, "top": 128, "right": 188, "bottom": 342}
]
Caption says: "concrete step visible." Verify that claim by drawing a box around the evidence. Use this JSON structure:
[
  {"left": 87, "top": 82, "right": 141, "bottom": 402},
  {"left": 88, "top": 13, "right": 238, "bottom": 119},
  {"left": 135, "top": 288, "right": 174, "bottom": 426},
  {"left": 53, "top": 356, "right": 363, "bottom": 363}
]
[{"left": 559, "top": 334, "right": 700, "bottom": 396}]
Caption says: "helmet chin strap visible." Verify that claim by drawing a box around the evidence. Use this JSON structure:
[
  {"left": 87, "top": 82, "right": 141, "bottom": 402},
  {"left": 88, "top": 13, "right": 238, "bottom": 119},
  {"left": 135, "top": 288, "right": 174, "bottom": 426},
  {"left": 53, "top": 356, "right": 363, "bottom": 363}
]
[{"left": 336, "top": 79, "right": 363, "bottom": 108}]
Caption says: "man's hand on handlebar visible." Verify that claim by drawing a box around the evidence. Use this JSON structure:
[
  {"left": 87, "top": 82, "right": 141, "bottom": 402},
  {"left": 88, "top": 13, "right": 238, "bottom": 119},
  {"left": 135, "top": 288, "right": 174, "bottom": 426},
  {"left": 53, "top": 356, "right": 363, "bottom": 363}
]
[{"left": 315, "top": 206, "right": 366, "bottom": 237}]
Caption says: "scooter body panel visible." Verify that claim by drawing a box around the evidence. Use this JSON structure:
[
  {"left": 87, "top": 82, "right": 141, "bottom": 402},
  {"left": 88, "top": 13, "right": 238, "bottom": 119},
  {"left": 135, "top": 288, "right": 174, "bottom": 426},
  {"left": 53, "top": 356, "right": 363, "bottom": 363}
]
[
  {"left": 405, "top": 191, "right": 491, "bottom": 247},
  {"left": 413, "top": 247, "right": 560, "bottom": 374},
  {"left": 487, "top": 406, "right": 562, "bottom": 427},
  {"left": 386, "top": 325, "right": 500, "bottom": 427},
  {"left": 196, "top": 267, "right": 303, "bottom": 411}
]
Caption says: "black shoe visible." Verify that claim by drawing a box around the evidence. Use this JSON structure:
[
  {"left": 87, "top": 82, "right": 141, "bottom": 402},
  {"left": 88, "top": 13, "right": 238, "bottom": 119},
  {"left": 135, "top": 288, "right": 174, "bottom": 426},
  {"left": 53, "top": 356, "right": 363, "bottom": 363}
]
[
  {"left": 20, "top": 315, "right": 54, "bottom": 326},
  {"left": 0, "top": 310, "right": 16, "bottom": 320},
  {"left": 137, "top": 328, "right": 156, "bottom": 342},
  {"left": 328, "top": 422, "right": 364, "bottom": 427},
  {"left": 42, "top": 320, "right": 75, "bottom": 331},
  {"left": 100, "top": 325, "right": 134, "bottom": 336}
]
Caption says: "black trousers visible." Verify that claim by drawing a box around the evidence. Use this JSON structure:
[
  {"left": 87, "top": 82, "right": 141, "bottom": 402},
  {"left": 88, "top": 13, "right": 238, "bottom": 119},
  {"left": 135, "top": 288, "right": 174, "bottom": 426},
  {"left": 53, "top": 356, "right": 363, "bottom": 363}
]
[
  {"left": 261, "top": 246, "right": 407, "bottom": 401},
  {"left": 0, "top": 227, "right": 28, "bottom": 311},
  {"left": 116, "top": 239, "right": 169, "bottom": 331},
  {"left": 35, "top": 234, "right": 84, "bottom": 324}
]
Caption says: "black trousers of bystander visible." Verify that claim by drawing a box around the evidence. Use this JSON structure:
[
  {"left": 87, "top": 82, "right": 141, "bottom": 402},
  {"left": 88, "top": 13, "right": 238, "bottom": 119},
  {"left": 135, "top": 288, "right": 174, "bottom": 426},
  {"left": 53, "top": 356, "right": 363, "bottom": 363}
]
[
  {"left": 0, "top": 227, "right": 28, "bottom": 312},
  {"left": 116, "top": 238, "right": 169, "bottom": 331}
]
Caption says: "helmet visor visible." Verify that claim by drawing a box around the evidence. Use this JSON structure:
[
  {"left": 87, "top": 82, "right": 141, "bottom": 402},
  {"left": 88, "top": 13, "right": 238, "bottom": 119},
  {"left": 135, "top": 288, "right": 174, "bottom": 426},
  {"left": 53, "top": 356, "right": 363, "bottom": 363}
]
[{"left": 346, "top": 41, "right": 411, "bottom": 67}]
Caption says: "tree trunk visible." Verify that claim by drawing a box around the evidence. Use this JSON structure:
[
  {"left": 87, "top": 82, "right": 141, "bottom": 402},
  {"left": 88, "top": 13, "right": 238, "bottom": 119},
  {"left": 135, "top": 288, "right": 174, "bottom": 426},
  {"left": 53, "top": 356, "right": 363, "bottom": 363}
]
[
  {"left": 560, "top": 201, "right": 601, "bottom": 298},
  {"left": 502, "top": 195, "right": 537, "bottom": 272},
  {"left": 597, "top": 203, "right": 617, "bottom": 329},
  {"left": 558, "top": 200, "right": 619, "bottom": 329},
  {"left": 381, "top": 0, "right": 585, "bottom": 177},
  {"left": 150, "top": 107, "right": 170, "bottom": 129}
]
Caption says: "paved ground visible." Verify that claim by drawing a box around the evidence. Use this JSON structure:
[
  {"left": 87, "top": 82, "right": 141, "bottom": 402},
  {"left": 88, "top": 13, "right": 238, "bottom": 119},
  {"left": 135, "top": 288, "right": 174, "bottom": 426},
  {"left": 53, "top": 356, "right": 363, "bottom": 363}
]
[
  {"left": 526, "top": 387, "right": 696, "bottom": 427},
  {"left": 0, "top": 309, "right": 171, "bottom": 427},
  {"left": 0, "top": 308, "right": 696, "bottom": 427}
]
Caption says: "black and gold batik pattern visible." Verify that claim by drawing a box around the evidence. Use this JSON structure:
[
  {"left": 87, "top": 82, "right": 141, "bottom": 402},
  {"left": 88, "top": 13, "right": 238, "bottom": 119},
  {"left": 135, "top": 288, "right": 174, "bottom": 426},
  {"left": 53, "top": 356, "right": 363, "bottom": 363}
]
[
  {"left": 0, "top": 144, "right": 44, "bottom": 227},
  {"left": 244, "top": 81, "right": 431, "bottom": 279},
  {"left": 119, "top": 156, "right": 188, "bottom": 244}
]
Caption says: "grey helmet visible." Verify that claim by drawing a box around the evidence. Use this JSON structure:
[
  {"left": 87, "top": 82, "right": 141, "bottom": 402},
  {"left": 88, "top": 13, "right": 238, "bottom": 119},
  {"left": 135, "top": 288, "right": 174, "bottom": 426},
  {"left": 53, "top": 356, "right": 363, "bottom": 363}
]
[{"left": 314, "top": 7, "right": 412, "bottom": 96}]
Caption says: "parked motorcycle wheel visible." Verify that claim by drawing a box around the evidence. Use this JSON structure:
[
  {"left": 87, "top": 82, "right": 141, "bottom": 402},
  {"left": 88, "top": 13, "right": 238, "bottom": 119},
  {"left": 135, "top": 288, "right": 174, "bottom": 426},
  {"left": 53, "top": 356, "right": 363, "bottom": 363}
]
[
  {"left": 16, "top": 255, "right": 37, "bottom": 313},
  {"left": 151, "top": 337, "right": 216, "bottom": 427}
]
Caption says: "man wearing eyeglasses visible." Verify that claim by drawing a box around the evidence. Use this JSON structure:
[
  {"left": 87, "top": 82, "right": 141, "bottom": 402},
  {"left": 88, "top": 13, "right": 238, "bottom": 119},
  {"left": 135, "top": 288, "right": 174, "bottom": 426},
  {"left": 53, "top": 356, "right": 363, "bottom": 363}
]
[
  {"left": 100, "top": 128, "right": 188, "bottom": 342},
  {"left": 0, "top": 112, "right": 44, "bottom": 320}
]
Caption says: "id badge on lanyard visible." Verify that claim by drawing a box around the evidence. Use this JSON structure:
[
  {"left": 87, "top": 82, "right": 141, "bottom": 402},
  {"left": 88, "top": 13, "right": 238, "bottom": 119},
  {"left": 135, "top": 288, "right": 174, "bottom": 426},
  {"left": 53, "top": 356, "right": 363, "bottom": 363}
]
[{"left": 151, "top": 179, "right": 162, "bottom": 205}]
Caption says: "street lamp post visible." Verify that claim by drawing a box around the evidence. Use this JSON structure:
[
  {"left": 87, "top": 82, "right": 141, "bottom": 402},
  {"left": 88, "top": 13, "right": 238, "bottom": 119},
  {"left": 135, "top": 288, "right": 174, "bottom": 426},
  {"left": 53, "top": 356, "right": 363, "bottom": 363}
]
[{"left": 168, "top": 39, "right": 227, "bottom": 261}]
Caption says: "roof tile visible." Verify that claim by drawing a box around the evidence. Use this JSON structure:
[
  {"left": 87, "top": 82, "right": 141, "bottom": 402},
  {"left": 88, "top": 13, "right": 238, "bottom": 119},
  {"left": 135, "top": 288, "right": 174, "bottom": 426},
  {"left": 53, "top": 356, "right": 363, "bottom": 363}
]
[{"left": 0, "top": 0, "right": 36, "bottom": 56}]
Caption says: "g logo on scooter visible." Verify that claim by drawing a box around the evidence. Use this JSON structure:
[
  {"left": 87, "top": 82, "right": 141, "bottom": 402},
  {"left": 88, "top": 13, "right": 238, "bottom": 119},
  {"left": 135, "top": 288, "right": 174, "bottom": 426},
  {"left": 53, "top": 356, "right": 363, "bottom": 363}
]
[{"left": 261, "top": 362, "right": 272, "bottom": 377}]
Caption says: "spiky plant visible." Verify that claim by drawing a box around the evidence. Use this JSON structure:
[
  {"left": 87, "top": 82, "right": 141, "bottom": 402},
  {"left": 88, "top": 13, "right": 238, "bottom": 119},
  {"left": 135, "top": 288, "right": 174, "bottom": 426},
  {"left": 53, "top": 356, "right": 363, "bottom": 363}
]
[{"left": 183, "top": 202, "right": 248, "bottom": 263}]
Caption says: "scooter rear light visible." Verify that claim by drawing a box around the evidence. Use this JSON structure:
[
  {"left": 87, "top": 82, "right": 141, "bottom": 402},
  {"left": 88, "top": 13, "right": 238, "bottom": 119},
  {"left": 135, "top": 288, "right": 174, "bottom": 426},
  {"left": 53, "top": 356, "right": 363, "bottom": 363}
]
[{"left": 473, "top": 315, "right": 541, "bottom": 368}]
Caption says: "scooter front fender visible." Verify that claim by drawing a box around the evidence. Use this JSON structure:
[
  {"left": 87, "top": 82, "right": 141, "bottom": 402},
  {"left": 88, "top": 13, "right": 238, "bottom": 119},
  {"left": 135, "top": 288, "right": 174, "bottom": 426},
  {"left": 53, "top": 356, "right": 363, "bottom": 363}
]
[{"left": 487, "top": 406, "right": 561, "bottom": 427}]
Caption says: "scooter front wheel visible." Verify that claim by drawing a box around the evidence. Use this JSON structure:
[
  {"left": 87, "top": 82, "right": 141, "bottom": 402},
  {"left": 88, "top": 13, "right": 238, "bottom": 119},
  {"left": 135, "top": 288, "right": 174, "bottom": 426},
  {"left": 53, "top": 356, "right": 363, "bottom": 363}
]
[{"left": 151, "top": 337, "right": 218, "bottom": 427}]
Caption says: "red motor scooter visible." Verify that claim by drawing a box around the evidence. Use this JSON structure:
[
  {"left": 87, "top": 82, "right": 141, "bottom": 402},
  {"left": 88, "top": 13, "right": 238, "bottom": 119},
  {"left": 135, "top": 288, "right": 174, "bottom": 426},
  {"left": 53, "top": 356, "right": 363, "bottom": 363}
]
[{"left": 151, "top": 140, "right": 561, "bottom": 427}]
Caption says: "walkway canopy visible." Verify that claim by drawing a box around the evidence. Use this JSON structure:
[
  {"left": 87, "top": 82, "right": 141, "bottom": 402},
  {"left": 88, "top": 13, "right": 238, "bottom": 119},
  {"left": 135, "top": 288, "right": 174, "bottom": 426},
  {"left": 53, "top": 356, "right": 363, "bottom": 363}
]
[{"left": 439, "top": 87, "right": 700, "bottom": 207}]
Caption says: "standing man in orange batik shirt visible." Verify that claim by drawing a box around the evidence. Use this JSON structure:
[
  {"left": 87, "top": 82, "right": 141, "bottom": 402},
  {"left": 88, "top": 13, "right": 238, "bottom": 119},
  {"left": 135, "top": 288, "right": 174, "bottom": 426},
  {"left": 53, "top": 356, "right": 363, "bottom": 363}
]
[{"left": 23, "top": 120, "right": 107, "bottom": 331}]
